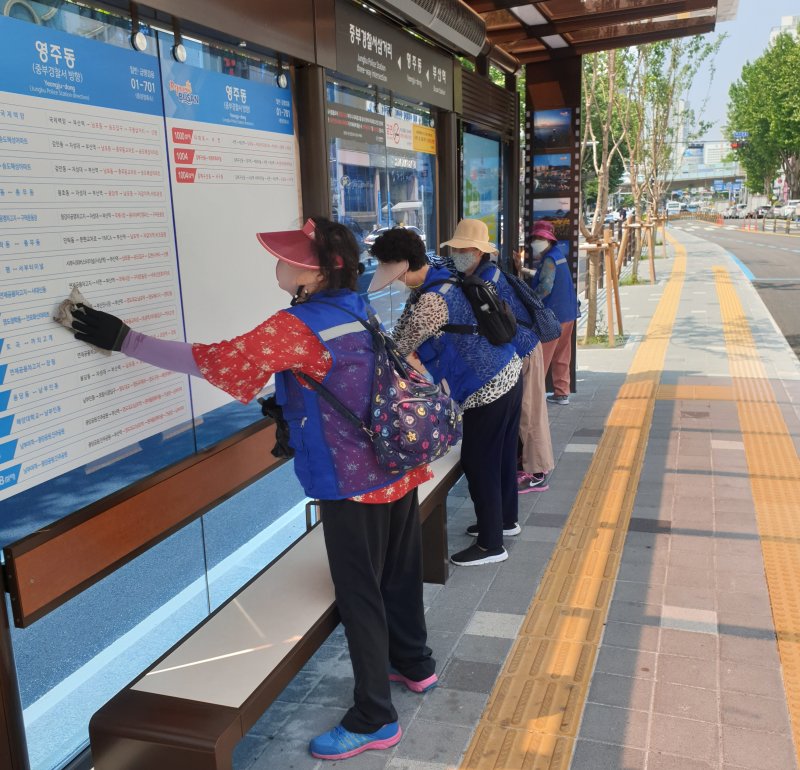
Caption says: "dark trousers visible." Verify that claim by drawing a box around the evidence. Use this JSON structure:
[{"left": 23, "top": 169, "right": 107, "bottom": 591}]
[
  {"left": 460, "top": 374, "right": 523, "bottom": 550},
  {"left": 320, "top": 488, "right": 435, "bottom": 733}
]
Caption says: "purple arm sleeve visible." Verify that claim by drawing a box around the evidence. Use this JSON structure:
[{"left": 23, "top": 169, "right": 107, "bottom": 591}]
[{"left": 121, "top": 330, "right": 203, "bottom": 377}]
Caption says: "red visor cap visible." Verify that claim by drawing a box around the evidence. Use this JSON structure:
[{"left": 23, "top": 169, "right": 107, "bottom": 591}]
[{"left": 256, "top": 219, "right": 343, "bottom": 269}]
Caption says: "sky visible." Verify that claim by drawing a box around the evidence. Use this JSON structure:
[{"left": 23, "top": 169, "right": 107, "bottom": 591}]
[{"left": 688, "top": 3, "right": 797, "bottom": 141}]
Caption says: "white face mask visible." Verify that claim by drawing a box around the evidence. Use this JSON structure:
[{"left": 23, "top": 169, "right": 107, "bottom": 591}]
[
  {"left": 276, "top": 260, "right": 320, "bottom": 296},
  {"left": 531, "top": 239, "right": 551, "bottom": 257},
  {"left": 451, "top": 251, "right": 479, "bottom": 273}
]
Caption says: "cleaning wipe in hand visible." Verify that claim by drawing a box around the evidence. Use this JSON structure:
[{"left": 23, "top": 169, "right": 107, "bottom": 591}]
[
  {"left": 53, "top": 286, "right": 91, "bottom": 329},
  {"left": 53, "top": 286, "right": 111, "bottom": 355}
]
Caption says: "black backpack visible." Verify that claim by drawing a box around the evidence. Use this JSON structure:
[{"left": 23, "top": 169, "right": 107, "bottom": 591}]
[{"left": 426, "top": 274, "right": 517, "bottom": 346}]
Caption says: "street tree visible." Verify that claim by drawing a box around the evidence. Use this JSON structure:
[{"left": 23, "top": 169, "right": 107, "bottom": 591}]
[
  {"left": 579, "top": 48, "right": 629, "bottom": 242},
  {"left": 727, "top": 29, "right": 800, "bottom": 197}
]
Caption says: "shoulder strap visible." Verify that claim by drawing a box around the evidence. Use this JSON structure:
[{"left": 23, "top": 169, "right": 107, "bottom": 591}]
[
  {"left": 423, "top": 276, "right": 479, "bottom": 335},
  {"left": 303, "top": 298, "right": 413, "bottom": 379},
  {"left": 501, "top": 270, "right": 535, "bottom": 329},
  {"left": 421, "top": 277, "right": 459, "bottom": 294},
  {"left": 295, "top": 371, "right": 374, "bottom": 438},
  {"left": 306, "top": 298, "right": 377, "bottom": 332}
]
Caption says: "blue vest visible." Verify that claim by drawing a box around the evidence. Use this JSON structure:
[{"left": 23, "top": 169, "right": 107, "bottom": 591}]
[
  {"left": 274, "top": 290, "right": 398, "bottom": 500},
  {"left": 530, "top": 243, "right": 578, "bottom": 323},
  {"left": 416, "top": 266, "right": 515, "bottom": 404},
  {"left": 476, "top": 260, "right": 539, "bottom": 358}
]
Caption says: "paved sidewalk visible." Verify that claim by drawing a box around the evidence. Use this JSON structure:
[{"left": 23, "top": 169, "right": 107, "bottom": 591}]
[{"left": 233, "top": 229, "right": 800, "bottom": 770}]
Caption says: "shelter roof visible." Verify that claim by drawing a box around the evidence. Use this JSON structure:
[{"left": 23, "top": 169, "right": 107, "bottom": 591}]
[{"left": 464, "top": 0, "right": 738, "bottom": 64}]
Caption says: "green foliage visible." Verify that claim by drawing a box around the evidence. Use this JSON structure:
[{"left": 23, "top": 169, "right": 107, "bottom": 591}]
[
  {"left": 579, "top": 34, "right": 722, "bottom": 234},
  {"left": 727, "top": 29, "right": 800, "bottom": 196}
]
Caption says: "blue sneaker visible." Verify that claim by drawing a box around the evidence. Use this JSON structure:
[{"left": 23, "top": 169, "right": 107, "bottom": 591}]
[{"left": 309, "top": 722, "right": 402, "bottom": 760}]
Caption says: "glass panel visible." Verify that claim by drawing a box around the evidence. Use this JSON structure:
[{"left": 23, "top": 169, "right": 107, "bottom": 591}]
[
  {"left": 566, "top": 14, "right": 714, "bottom": 43},
  {"left": 541, "top": 0, "right": 662, "bottom": 20},
  {"left": 154, "top": 32, "right": 293, "bottom": 451},
  {"left": 0, "top": 2, "right": 198, "bottom": 540},
  {"left": 0, "top": 1, "right": 299, "bottom": 541},
  {"left": 462, "top": 127, "right": 503, "bottom": 257},
  {"left": 326, "top": 78, "right": 437, "bottom": 328},
  {"left": 203, "top": 462, "right": 308, "bottom": 611},
  {"left": 11, "top": 519, "right": 208, "bottom": 770}
]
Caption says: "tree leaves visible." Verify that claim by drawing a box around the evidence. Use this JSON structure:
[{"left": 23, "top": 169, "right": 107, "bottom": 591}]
[
  {"left": 727, "top": 28, "right": 800, "bottom": 196},
  {"left": 580, "top": 34, "right": 724, "bottom": 232}
]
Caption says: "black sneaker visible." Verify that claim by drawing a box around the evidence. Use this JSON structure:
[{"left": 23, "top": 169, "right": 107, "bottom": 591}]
[
  {"left": 450, "top": 544, "right": 508, "bottom": 566},
  {"left": 465, "top": 522, "right": 521, "bottom": 537},
  {"left": 547, "top": 394, "right": 569, "bottom": 405}
]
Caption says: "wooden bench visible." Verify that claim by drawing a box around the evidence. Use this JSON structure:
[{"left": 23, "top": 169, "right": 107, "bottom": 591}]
[{"left": 88, "top": 449, "right": 462, "bottom": 770}]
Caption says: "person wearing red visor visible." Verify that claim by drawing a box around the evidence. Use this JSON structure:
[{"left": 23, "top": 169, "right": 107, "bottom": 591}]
[{"left": 65, "top": 217, "right": 436, "bottom": 761}]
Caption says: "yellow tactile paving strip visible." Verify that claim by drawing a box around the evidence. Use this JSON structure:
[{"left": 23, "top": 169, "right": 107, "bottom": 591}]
[
  {"left": 655, "top": 384, "right": 736, "bottom": 401},
  {"left": 460, "top": 234, "right": 688, "bottom": 770},
  {"left": 714, "top": 266, "right": 800, "bottom": 755}
]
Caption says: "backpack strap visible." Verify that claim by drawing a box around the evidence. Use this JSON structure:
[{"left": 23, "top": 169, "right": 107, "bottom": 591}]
[
  {"left": 302, "top": 297, "right": 413, "bottom": 381},
  {"left": 420, "top": 276, "right": 480, "bottom": 336},
  {"left": 295, "top": 371, "right": 374, "bottom": 438}
]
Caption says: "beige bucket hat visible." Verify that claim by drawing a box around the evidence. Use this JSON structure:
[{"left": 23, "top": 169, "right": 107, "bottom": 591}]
[{"left": 440, "top": 219, "right": 498, "bottom": 254}]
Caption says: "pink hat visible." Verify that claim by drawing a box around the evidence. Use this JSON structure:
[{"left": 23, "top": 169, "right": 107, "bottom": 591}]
[
  {"left": 530, "top": 220, "right": 558, "bottom": 242},
  {"left": 256, "top": 219, "right": 343, "bottom": 269}
]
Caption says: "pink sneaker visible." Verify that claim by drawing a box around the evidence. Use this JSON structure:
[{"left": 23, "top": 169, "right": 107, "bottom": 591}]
[
  {"left": 389, "top": 671, "right": 439, "bottom": 693},
  {"left": 518, "top": 472, "right": 550, "bottom": 494}
]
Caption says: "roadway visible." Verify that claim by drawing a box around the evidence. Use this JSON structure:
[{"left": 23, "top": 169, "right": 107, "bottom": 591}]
[{"left": 669, "top": 220, "right": 800, "bottom": 359}]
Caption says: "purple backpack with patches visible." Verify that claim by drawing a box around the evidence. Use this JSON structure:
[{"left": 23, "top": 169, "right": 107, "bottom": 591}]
[{"left": 297, "top": 306, "right": 462, "bottom": 475}]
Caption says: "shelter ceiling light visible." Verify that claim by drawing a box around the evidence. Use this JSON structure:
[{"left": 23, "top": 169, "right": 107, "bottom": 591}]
[
  {"left": 509, "top": 5, "right": 547, "bottom": 26},
  {"left": 541, "top": 34, "right": 568, "bottom": 48}
]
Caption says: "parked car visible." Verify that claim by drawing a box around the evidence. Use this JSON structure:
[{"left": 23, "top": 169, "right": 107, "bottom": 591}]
[
  {"left": 781, "top": 199, "right": 800, "bottom": 219},
  {"left": 729, "top": 203, "right": 749, "bottom": 219},
  {"left": 768, "top": 205, "right": 785, "bottom": 218},
  {"left": 336, "top": 216, "right": 368, "bottom": 254},
  {"left": 755, "top": 206, "right": 772, "bottom": 218},
  {"left": 363, "top": 224, "right": 426, "bottom": 248}
]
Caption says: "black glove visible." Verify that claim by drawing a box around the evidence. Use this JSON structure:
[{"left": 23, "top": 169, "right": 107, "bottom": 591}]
[
  {"left": 71, "top": 304, "right": 130, "bottom": 351},
  {"left": 258, "top": 395, "right": 295, "bottom": 459}
]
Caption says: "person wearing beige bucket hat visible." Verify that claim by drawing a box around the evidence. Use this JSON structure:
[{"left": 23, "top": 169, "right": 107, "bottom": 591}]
[
  {"left": 440, "top": 218, "right": 499, "bottom": 259},
  {"left": 441, "top": 220, "right": 555, "bottom": 502},
  {"left": 62, "top": 217, "right": 437, "bottom": 761},
  {"left": 370, "top": 222, "right": 523, "bottom": 567}
]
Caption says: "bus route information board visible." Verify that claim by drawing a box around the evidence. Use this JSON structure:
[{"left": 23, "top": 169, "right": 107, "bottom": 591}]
[{"left": 0, "top": 16, "right": 190, "bottom": 501}]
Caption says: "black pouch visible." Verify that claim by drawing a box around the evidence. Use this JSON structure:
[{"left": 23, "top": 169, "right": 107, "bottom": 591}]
[{"left": 258, "top": 395, "right": 294, "bottom": 459}]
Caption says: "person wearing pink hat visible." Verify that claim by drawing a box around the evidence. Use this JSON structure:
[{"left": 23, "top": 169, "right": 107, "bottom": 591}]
[
  {"left": 64, "top": 217, "right": 437, "bottom": 761},
  {"left": 527, "top": 220, "right": 577, "bottom": 405}
]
